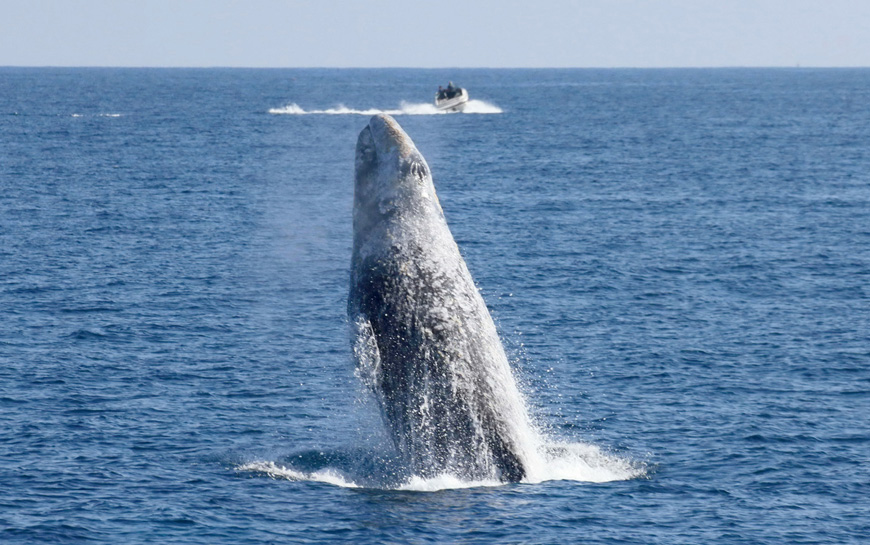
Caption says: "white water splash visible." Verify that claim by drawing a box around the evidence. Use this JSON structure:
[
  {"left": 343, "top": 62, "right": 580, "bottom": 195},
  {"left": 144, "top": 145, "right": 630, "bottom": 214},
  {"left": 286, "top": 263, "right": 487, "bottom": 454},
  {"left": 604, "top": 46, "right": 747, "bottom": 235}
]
[
  {"left": 532, "top": 441, "right": 643, "bottom": 484},
  {"left": 391, "top": 442, "right": 643, "bottom": 489},
  {"left": 462, "top": 100, "right": 503, "bottom": 114},
  {"left": 268, "top": 100, "right": 502, "bottom": 116},
  {"left": 235, "top": 442, "right": 644, "bottom": 492}
]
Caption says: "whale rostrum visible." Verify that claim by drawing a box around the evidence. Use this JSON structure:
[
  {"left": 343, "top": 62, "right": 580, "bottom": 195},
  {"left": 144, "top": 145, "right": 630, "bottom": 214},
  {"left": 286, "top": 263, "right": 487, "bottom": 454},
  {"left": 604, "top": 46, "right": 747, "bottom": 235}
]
[{"left": 349, "top": 114, "right": 538, "bottom": 482}]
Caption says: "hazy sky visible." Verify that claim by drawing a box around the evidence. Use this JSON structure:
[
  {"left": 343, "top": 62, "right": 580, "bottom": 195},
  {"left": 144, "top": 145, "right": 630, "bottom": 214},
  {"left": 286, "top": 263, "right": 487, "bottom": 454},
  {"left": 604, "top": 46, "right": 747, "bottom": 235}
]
[{"left": 2, "top": 0, "right": 869, "bottom": 68}]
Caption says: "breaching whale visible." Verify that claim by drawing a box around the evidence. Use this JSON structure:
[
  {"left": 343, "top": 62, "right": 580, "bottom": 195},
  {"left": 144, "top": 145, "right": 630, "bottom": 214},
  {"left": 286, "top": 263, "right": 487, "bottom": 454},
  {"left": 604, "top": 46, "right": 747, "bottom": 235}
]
[{"left": 349, "top": 114, "right": 537, "bottom": 482}]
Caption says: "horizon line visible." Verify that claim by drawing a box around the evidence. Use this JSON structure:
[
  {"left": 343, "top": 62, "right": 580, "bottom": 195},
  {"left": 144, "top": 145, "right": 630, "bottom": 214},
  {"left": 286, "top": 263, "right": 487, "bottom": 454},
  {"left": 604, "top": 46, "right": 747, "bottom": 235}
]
[{"left": 2, "top": 64, "right": 870, "bottom": 70}]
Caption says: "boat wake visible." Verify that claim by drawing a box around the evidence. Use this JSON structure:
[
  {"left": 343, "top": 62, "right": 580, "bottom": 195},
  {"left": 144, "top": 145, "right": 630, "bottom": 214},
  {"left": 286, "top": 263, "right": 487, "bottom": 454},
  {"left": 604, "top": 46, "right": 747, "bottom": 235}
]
[
  {"left": 268, "top": 100, "right": 502, "bottom": 116},
  {"left": 235, "top": 441, "right": 644, "bottom": 492}
]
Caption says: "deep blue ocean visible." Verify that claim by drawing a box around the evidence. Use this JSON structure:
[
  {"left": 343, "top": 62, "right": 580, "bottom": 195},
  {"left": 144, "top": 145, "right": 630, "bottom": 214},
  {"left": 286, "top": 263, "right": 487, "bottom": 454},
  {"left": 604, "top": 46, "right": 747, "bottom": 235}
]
[{"left": 2, "top": 68, "right": 869, "bottom": 544}]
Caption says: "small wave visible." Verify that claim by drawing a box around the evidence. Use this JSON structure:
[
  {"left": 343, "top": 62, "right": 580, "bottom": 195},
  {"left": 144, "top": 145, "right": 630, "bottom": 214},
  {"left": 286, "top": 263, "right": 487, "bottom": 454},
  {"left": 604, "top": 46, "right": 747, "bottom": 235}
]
[
  {"left": 71, "top": 113, "right": 122, "bottom": 118},
  {"left": 268, "top": 100, "right": 502, "bottom": 116},
  {"left": 237, "top": 461, "right": 360, "bottom": 488},
  {"left": 68, "top": 328, "right": 110, "bottom": 340}
]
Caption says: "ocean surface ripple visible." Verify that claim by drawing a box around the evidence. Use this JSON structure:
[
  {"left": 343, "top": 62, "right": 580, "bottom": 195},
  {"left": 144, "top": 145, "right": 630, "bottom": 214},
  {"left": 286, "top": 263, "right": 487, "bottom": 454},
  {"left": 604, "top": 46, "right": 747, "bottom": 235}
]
[{"left": 1, "top": 68, "right": 869, "bottom": 544}]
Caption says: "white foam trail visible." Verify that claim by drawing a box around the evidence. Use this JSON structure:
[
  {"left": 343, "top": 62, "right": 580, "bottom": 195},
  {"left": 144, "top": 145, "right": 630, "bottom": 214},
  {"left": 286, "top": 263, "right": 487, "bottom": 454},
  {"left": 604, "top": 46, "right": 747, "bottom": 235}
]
[
  {"left": 268, "top": 103, "right": 308, "bottom": 115},
  {"left": 268, "top": 100, "right": 501, "bottom": 116},
  {"left": 461, "top": 100, "right": 503, "bottom": 114},
  {"left": 237, "top": 461, "right": 360, "bottom": 488}
]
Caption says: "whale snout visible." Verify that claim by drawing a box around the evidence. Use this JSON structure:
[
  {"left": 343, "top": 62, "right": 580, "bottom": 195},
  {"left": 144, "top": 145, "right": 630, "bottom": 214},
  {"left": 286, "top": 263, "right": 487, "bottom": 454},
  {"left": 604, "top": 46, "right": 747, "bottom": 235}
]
[
  {"left": 366, "top": 114, "right": 417, "bottom": 160},
  {"left": 353, "top": 114, "right": 440, "bottom": 231},
  {"left": 356, "top": 114, "right": 431, "bottom": 191}
]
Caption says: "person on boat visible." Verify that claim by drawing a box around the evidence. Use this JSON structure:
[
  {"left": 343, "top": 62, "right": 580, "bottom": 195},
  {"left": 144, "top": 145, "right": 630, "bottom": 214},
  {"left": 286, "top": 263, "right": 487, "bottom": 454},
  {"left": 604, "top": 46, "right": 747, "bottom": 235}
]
[
  {"left": 437, "top": 86, "right": 445, "bottom": 100},
  {"left": 446, "top": 81, "right": 456, "bottom": 98}
]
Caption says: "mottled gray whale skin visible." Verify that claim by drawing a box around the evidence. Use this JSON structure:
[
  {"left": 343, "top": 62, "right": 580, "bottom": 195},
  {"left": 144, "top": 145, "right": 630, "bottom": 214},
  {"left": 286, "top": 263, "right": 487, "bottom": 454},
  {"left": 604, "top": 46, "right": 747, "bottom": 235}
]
[{"left": 349, "top": 114, "right": 536, "bottom": 482}]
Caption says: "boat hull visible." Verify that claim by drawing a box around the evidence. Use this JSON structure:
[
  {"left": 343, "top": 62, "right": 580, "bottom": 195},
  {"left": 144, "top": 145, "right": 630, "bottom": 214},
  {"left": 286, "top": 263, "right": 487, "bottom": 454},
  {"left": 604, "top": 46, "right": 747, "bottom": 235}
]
[{"left": 435, "top": 88, "right": 469, "bottom": 112}]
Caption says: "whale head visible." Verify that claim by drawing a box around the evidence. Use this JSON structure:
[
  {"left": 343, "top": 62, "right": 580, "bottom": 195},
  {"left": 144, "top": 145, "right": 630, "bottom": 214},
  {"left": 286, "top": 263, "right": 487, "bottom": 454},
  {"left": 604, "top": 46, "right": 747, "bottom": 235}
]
[{"left": 353, "top": 114, "right": 444, "bottom": 242}]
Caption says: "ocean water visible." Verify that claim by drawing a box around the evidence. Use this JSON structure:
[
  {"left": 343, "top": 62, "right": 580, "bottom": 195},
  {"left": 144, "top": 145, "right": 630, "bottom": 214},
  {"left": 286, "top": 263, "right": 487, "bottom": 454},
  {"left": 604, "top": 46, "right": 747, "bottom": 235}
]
[{"left": 1, "top": 68, "right": 869, "bottom": 544}]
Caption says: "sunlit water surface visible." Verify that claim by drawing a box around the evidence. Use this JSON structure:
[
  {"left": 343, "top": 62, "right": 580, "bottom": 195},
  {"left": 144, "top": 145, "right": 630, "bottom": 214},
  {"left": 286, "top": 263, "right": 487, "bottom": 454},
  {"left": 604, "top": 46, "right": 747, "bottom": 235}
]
[{"left": 1, "top": 68, "right": 868, "bottom": 543}]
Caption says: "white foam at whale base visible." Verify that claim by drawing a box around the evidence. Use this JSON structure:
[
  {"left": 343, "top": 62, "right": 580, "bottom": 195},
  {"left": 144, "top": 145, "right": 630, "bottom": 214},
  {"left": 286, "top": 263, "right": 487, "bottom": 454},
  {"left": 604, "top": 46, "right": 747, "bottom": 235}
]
[
  {"left": 235, "top": 441, "right": 644, "bottom": 492},
  {"left": 237, "top": 461, "right": 360, "bottom": 488},
  {"left": 397, "top": 474, "right": 503, "bottom": 491},
  {"left": 268, "top": 100, "right": 502, "bottom": 115},
  {"left": 530, "top": 440, "right": 644, "bottom": 484}
]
